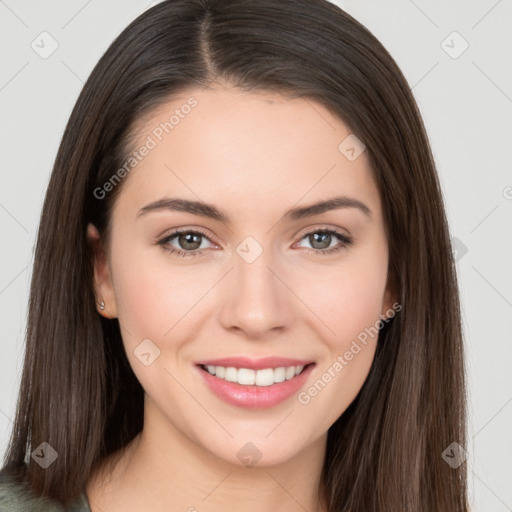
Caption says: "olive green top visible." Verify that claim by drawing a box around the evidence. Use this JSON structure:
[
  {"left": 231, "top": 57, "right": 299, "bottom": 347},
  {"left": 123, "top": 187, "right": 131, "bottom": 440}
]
[{"left": 0, "top": 469, "right": 91, "bottom": 511}]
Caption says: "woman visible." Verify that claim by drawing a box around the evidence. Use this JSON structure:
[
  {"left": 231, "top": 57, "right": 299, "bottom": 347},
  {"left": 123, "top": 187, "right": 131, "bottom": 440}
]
[{"left": 0, "top": 0, "right": 469, "bottom": 510}]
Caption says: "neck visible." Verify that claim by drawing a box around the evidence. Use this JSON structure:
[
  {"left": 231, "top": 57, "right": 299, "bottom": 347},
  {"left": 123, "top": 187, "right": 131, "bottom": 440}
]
[{"left": 87, "top": 400, "right": 329, "bottom": 512}]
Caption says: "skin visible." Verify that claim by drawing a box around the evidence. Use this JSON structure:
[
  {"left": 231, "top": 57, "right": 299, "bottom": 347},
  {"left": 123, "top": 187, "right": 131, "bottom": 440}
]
[{"left": 86, "top": 82, "right": 396, "bottom": 512}]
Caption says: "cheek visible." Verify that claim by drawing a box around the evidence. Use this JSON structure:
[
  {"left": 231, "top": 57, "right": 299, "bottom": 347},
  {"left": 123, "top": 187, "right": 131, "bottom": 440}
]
[
  {"left": 109, "top": 247, "right": 223, "bottom": 371},
  {"left": 109, "top": 245, "right": 189, "bottom": 342},
  {"left": 110, "top": 258, "right": 201, "bottom": 395},
  {"left": 297, "top": 262, "right": 386, "bottom": 425},
  {"left": 303, "top": 256, "right": 388, "bottom": 345}
]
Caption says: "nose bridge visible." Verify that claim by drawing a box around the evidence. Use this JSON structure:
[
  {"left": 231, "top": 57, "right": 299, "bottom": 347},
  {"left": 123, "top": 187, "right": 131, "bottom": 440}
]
[{"left": 218, "top": 237, "right": 294, "bottom": 336}]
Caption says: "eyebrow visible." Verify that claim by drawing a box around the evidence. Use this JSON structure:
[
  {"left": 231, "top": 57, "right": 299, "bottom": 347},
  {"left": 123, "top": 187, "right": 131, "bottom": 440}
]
[{"left": 136, "top": 196, "right": 372, "bottom": 223}]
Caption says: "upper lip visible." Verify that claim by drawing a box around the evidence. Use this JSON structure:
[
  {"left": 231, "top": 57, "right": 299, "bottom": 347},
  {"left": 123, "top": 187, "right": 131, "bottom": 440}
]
[{"left": 195, "top": 356, "right": 315, "bottom": 370}]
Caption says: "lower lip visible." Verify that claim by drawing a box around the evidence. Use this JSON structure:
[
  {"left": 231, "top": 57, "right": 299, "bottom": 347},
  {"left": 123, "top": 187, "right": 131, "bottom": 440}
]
[{"left": 196, "top": 364, "right": 315, "bottom": 409}]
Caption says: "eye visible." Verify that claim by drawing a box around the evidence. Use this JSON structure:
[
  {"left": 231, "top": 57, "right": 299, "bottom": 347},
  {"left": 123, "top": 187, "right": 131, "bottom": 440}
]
[
  {"left": 157, "top": 228, "right": 215, "bottom": 257},
  {"left": 295, "top": 228, "right": 353, "bottom": 255},
  {"left": 157, "top": 227, "right": 353, "bottom": 258}
]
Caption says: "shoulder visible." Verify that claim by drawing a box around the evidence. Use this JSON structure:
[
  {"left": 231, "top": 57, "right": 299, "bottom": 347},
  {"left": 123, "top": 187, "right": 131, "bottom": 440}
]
[
  {"left": 0, "top": 470, "right": 57, "bottom": 511},
  {"left": 0, "top": 467, "right": 91, "bottom": 512}
]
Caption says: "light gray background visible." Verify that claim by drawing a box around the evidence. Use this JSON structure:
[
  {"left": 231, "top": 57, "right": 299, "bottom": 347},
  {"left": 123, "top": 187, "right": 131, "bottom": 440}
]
[{"left": 0, "top": 1, "right": 511, "bottom": 510}]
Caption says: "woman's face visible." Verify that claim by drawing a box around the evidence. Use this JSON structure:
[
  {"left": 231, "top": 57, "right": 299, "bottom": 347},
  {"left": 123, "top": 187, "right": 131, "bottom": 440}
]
[{"left": 90, "top": 84, "right": 395, "bottom": 466}]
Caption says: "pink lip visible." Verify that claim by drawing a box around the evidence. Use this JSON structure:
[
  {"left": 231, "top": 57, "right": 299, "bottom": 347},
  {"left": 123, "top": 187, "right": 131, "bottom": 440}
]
[
  {"left": 195, "top": 361, "right": 315, "bottom": 410},
  {"left": 195, "top": 356, "right": 314, "bottom": 370}
]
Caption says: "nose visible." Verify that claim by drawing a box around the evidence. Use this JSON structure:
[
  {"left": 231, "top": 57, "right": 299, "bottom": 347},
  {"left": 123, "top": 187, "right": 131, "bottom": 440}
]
[{"left": 217, "top": 246, "right": 295, "bottom": 340}]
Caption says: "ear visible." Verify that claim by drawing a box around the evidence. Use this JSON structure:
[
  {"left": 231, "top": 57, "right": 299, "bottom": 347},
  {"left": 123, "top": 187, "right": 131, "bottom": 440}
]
[
  {"left": 87, "top": 223, "right": 118, "bottom": 319},
  {"left": 380, "top": 269, "right": 400, "bottom": 321}
]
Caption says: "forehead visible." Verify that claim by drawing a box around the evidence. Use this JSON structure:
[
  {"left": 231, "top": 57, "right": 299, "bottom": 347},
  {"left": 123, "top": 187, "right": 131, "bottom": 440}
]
[{"left": 115, "top": 85, "right": 381, "bottom": 223}]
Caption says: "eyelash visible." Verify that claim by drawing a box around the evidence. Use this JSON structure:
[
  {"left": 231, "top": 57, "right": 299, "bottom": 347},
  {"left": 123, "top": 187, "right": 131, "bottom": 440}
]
[{"left": 157, "top": 227, "right": 353, "bottom": 258}]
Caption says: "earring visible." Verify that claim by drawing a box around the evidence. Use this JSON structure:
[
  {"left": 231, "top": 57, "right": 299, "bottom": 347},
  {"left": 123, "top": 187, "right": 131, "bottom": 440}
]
[{"left": 99, "top": 300, "right": 105, "bottom": 311}]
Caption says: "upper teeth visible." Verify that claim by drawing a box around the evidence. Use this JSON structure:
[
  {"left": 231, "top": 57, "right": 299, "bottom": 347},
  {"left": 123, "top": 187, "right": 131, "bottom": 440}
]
[{"left": 205, "top": 365, "right": 305, "bottom": 386}]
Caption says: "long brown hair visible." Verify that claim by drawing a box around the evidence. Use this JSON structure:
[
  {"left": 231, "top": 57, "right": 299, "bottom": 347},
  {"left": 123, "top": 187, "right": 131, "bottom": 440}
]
[{"left": 1, "top": 0, "right": 469, "bottom": 509}]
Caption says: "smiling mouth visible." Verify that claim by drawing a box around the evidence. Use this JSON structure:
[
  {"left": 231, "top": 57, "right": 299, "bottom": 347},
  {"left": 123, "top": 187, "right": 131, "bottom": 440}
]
[{"left": 199, "top": 363, "right": 313, "bottom": 387}]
